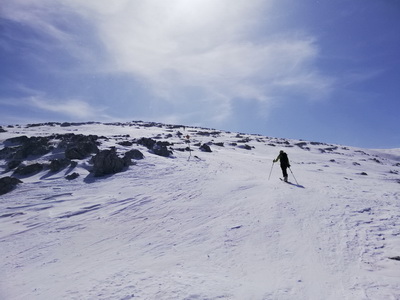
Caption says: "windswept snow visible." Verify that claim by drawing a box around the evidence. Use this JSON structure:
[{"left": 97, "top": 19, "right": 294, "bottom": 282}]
[{"left": 1, "top": 122, "right": 399, "bottom": 300}]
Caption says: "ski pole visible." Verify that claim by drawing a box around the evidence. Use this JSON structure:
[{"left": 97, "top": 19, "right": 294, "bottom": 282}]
[
  {"left": 288, "top": 167, "right": 299, "bottom": 185},
  {"left": 268, "top": 162, "right": 275, "bottom": 180}
]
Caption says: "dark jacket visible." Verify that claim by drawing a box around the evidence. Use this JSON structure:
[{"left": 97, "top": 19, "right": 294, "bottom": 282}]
[{"left": 274, "top": 152, "right": 290, "bottom": 168}]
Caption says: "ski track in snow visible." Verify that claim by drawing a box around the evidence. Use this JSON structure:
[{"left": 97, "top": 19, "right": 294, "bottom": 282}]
[{"left": 0, "top": 122, "right": 399, "bottom": 300}]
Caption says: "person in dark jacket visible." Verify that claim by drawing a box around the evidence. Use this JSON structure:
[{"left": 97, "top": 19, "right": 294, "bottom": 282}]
[{"left": 274, "top": 150, "right": 291, "bottom": 182}]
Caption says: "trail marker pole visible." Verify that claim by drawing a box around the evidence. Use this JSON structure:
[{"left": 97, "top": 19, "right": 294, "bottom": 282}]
[{"left": 186, "top": 135, "right": 191, "bottom": 161}]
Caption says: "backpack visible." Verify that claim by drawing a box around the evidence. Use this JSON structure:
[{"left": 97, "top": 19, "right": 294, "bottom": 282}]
[{"left": 280, "top": 152, "right": 289, "bottom": 166}]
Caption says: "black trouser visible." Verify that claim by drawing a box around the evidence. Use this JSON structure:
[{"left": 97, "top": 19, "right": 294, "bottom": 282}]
[{"left": 281, "top": 165, "right": 288, "bottom": 178}]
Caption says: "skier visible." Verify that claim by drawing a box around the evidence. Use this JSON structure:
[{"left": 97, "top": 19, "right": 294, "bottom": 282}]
[{"left": 274, "top": 150, "right": 291, "bottom": 182}]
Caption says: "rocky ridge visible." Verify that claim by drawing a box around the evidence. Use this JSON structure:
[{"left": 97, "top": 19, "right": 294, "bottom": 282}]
[{"left": 0, "top": 121, "right": 399, "bottom": 195}]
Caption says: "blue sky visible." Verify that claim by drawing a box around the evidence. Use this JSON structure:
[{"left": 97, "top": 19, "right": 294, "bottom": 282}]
[{"left": 1, "top": 0, "right": 399, "bottom": 148}]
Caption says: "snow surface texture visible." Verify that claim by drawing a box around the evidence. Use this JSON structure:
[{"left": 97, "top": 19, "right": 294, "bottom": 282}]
[{"left": 1, "top": 121, "right": 399, "bottom": 300}]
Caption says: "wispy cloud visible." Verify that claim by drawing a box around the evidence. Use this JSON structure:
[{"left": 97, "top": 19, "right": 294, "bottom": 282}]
[
  {"left": 1, "top": 0, "right": 103, "bottom": 70},
  {"left": 0, "top": 97, "right": 104, "bottom": 126},
  {"left": 29, "top": 97, "right": 106, "bottom": 119},
  {"left": 2, "top": 0, "right": 334, "bottom": 124},
  {"left": 72, "top": 1, "right": 332, "bottom": 117}
]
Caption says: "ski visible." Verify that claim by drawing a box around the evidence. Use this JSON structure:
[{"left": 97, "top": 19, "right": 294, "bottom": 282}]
[{"left": 280, "top": 178, "right": 305, "bottom": 188}]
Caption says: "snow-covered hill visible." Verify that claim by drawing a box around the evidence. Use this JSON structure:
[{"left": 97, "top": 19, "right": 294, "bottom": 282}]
[{"left": 1, "top": 121, "right": 399, "bottom": 300}]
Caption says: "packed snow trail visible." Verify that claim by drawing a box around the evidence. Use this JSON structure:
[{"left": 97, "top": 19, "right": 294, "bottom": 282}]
[{"left": 1, "top": 122, "right": 399, "bottom": 299}]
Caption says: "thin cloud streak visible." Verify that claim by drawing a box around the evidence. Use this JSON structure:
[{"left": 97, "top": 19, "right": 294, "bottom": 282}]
[
  {"left": 29, "top": 97, "right": 109, "bottom": 120},
  {"left": 1, "top": 0, "right": 103, "bottom": 72},
  {"left": 2, "top": 0, "right": 334, "bottom": 124},
  {"left": 66, "top": 0, "right": 333, "bottom": 116}
]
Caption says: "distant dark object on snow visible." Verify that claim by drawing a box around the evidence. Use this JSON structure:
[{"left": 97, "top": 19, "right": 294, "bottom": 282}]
[
  {"left": 137, "top": 137, "right": 156, "bottom": 149},
  {"left": 49, "top": 158, "right": 75, "bottom": 173},
  {"left": 118, "top": 141, "right": 133, "bottom": 147},
  {"left": 0, "top": 176, "right": 23, "bottom": 195},
  {"left": 2, "top": 136, "right": 53, "bottom": 160},
  {"left": 124, "top": 149, "right": 144, "bottom": 160},
  {"left": 92, "top": 149, "right": 128, "bottom": 177},
  {"left": 65, "top": 172, "right": 80, "bottom": 180},
  {"left": 13, "top": 163, "right": 43, "bottom": 177},
  {"left": 137, "top": 137, "right": 173, "bottom": 157},
  {"left": 153, "top": 144, "right": 172, "bottom": 157},
  {"left": 199, "top": 144, "right": 212, "bottom": 152},
  {"left": 238, "top": 144, "right": 253, "bottom": 150},
  {"left": 64, "top": 135, "right": 100, "bottom": 159},
  {"left": 389, "top": 256, "right": 400, "bottom": 261}
]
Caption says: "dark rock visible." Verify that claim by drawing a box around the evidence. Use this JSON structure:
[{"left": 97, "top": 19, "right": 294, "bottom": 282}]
[
  {"left": 199, "top": 144, "right": 212, "bottom": 152},
  {"left": 310, "top": 141, "right": 325, "bottom": 146},
  {"left": 124, "top": 149, "right": 144, "bottom": 160},
  {"left": 295, "top": 142, "right": 308, "bottom": 148},
  {"left": 26, "top": 123, "right": 42, "bottom": 128},
  {"left": 237, "top": 137, "right": 252, "bottom": 143},
  {"left": 6, "top": 160, "right": 22, "bottom": 171},
  {"left": 65, "top": 172, "right": 79, "bottom": 180},
  {"left": 137, "top": 137, "right": 156, "bottom": 149},
  {"left": 4, "top": 135, "right": 29, "bottom": 146},
  {"left": 92, "top": 149, "right": 127, "bottom": 177},
  {"left": 0, "top": 176, "right": 23, "bottom": 195},
  {"left": 0, "top": 147, "right": 16, "bottom": 160},
  {"left": 65, "top": 140, "right": 99, "bottom": 159},
  {"left": 238, "top": 144, "right": 253, "bottom": 150},
  {"left": 197, "top": 131, "right": 211, "bottom": 136},
  {"left": 324, "top": 146, "right": 338, "bottom": 152},
  {"left": 13, "top": 163, "right": 44, "bottom": 176},
  {"left": 49, "top": 158, "right": 73, "bottom": 172},
  {"left": 152, "top": 143, "right": 172, "bottom": 157},
  {"left": 370, "top": 158, "right": 382, "bottom": 164},
  {"left": 4, "top": 136, "right": 53, "bottom": 160},
  {"left": 118, "top": 141, "right": 133, "bottom": 146},
  {"left": 58, "top": 134, "right": 99, "bottom": 150},
  {"left": 175, "top": 147, "right": 191, "bottom": 152},
  {"left": 156, "top": 141, "right": 173, "bottom": 147},
  {"left": 0, "top": 126, "right": 6, "bottom": 133},
  {"left": 197, "top": 131, "right": 221, "bottom": 136},
  {"left": 137, "top": 138, "right": 172, "bottom": 157}
]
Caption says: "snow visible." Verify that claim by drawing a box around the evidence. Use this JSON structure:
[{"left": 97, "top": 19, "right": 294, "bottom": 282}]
[{"left": 1, "top": 122, "right": 399, "bottom": 299}]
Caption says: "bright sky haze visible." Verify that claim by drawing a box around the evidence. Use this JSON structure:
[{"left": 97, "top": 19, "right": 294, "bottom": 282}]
[{"left": 1, "top": 0, "right": 399, "bottom": 148}]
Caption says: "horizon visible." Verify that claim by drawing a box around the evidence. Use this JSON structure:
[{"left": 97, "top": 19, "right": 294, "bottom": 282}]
[{"left": 1, "top": 0, "right": 399, "bottom": 149}]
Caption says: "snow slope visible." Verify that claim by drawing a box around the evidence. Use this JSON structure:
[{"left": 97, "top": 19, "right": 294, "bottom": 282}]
[{"left": 1, "top": 122, "right": 399, "bottom": 300}]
